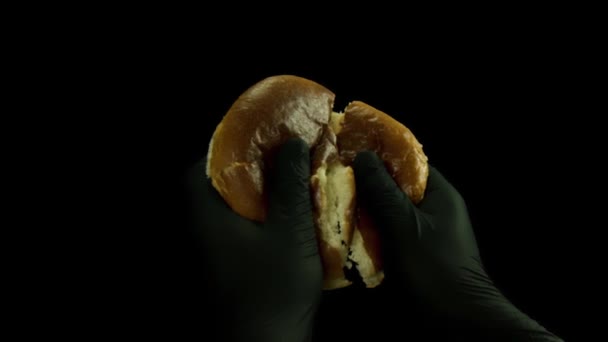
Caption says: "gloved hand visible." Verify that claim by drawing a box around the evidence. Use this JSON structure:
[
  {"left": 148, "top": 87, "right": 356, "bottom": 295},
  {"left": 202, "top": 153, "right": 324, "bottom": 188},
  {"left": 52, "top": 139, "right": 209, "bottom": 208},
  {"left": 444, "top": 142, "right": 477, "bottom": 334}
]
[
  {"left": 353, "top": 151, "right": 563, "bottom": 342},
  {"left": 184, "top": 138, "right": 322, "bottom": 342}
]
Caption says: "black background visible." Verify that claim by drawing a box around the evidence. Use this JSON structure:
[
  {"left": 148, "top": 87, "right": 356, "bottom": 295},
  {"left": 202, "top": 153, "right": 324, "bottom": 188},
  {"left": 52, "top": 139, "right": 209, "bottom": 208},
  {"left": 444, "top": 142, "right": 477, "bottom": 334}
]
[
  {"left": 21, "top": 10, "right": 601, "bottom": 341},
  {"left": 107, "top": 43, "right": 591, "bottom": 341}
]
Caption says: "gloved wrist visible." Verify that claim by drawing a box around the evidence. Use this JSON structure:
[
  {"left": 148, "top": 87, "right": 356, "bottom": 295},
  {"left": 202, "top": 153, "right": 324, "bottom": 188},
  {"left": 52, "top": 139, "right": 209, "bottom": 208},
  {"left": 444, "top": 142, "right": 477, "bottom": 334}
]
[
  {"left": 475, "top": 305, "right": 564, "bottom": 342},
  {"left": 232, "top": 318, "right": 314, "bottom": 342},
  {"left": 441, "top": 271, "right": 562, "bottom": 341},
  {"left": 444, "top": 285, "right": 564, "bottom": 342}
]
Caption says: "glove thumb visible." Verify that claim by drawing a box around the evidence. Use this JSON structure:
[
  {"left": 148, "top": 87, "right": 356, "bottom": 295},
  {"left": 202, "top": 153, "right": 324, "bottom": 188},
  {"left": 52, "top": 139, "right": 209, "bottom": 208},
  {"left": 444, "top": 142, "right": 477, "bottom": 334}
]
[
  {"left": 266, "top": 138, "right": 317, "bottom": 256},
  {"left": 353, "top": 151, "right": 421, "bottom": 251}
]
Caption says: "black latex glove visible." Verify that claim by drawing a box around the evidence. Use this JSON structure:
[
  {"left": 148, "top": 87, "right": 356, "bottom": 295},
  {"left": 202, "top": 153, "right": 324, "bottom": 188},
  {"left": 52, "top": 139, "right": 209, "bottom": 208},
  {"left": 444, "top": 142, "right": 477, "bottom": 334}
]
[
  {"left": 184, "top": 138, "right": 322, "bottom": 342},
  {"left": 353, "top": 151, "right": 563, "bottom": 342}
]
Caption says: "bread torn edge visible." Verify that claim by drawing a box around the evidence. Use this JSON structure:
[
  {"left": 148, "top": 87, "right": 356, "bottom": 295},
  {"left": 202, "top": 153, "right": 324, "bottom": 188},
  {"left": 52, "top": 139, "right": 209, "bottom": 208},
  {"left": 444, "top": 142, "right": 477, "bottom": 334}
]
[
  {"left": 347, "top": 228, "right": 385, "bottom": 288},
  {"left": 329, "top": 110, "right": 384, "bottom": 288},
  {"left": 312, "top": 159, "right": 355, "bottom": 290}
]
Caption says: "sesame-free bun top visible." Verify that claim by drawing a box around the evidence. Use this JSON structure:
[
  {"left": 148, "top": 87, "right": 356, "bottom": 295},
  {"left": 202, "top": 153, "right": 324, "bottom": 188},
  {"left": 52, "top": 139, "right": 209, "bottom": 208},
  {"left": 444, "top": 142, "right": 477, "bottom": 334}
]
[
  {"left": 206, "top": 75, "right": 335, "bottom": 222},
  {"left": 339, "top": 101, "right": 428, "bottom": 204}
]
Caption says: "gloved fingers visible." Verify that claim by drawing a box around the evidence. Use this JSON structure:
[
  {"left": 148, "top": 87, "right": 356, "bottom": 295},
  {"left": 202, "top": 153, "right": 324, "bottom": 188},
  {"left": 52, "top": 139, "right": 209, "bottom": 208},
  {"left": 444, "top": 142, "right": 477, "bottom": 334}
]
[
  {"left": 185, "top": 161, "right": 234, "bottom": 219},
  {"left": 424, "top": 165, "right": 457, "bottom": 194},
  {"left": 184, "top": 160, "right": 258, "bottom": 243},
  {"left": 353, "top": 151, "right": 421, "bottom": 246},
  {"left": 266, "top": 138, "right": 317, "bottom": 256},
  {"left": 419, "top": 166, "right": 466, "bottom": 215}
]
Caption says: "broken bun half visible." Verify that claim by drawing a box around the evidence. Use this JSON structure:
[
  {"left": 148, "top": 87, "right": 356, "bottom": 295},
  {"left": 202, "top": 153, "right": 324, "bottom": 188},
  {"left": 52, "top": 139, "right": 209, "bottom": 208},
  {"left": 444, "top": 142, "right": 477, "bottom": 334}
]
[{"left": 206, "top": 75, "right": 428, "bottom": 290}]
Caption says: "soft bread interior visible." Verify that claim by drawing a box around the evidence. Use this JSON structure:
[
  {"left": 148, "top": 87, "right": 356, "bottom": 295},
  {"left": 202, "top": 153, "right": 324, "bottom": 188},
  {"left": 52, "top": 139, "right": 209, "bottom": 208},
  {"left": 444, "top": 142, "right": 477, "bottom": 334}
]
[
  {"left": 349, "top": 228, "right": 384, "bottom": 288},
  {"left": 313, "top": 161, "right": 355, "bottom": 289},
  {"left": 325, "top": 113, "right": 352, "bottom": 253},
  {"left": 330, "top": 111, "right": 344, "bottom": 134},
  {"left": 315, "top": 162, "right": 354, "bottom": 253},
  {"left": 312, "top": 111, "right": 356, "bottom": 289}
]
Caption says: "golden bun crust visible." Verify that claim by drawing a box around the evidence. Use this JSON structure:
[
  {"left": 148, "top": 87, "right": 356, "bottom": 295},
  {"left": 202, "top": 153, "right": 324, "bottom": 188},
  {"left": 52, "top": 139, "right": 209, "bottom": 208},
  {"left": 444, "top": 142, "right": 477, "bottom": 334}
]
[
  {"left": 206, "top": 75, "right": 335, "bottom": 222},
  {"left": 338, "top": 101, "right": 429, "bottom": 204}
]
